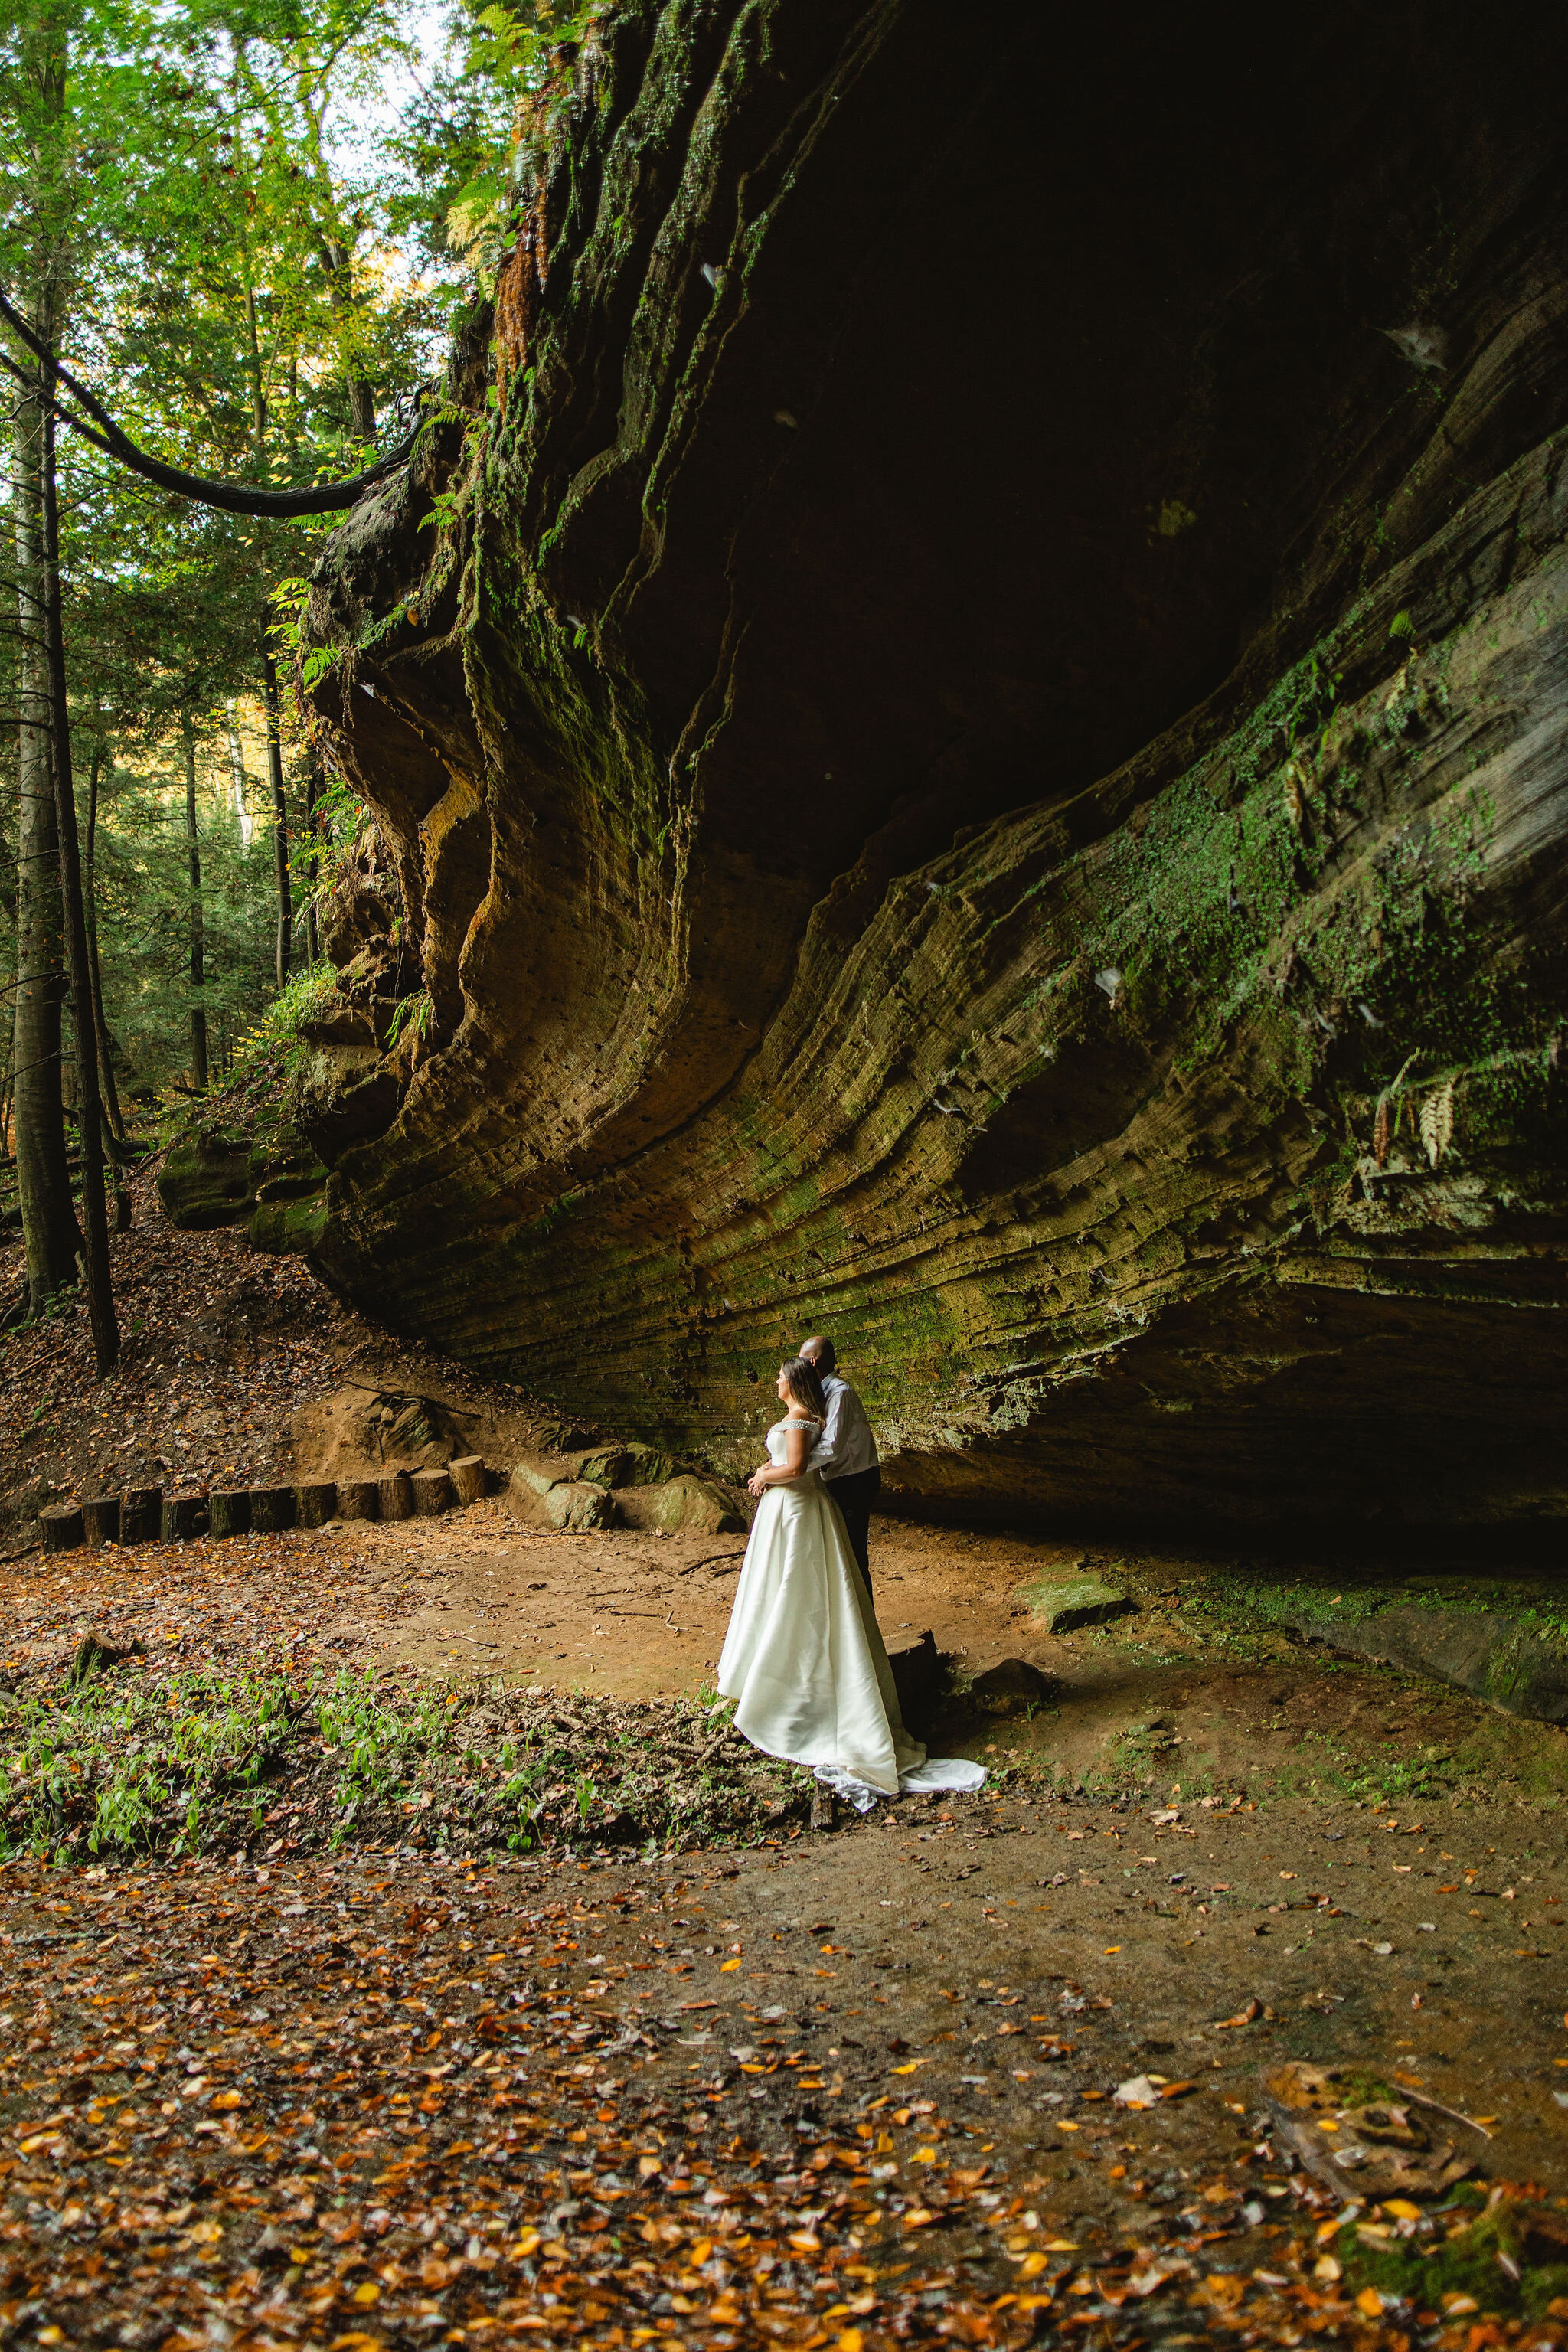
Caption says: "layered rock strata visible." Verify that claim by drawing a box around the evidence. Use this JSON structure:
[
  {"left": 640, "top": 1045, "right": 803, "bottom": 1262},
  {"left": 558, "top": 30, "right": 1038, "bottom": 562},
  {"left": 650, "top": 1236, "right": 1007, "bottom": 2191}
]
[{"left": 302, "top": 2, "right": 1568, "bottom": 1529}]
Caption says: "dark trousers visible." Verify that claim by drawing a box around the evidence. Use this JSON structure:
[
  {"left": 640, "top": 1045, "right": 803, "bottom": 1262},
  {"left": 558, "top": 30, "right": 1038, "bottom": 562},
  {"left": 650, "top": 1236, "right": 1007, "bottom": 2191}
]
[{"left": 826, "top": 1465, "right": 880, "bottom": 1592}]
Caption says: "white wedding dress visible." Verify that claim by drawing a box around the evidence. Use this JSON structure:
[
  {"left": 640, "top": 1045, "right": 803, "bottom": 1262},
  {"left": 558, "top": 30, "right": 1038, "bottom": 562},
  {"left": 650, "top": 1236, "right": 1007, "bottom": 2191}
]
[{"left": 717, "top": 1416, "right": 985, "bottom": 1805}]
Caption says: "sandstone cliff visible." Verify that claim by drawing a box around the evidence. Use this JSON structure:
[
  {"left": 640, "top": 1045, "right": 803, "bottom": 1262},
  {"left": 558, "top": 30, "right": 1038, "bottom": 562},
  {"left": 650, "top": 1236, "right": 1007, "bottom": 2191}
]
[{"left": 302, "top": 2, "right": 1568, "bottom": 1530}]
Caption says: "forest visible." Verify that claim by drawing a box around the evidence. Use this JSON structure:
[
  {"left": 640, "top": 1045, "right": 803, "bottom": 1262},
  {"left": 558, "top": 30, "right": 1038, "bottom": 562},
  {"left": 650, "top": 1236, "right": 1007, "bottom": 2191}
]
[{"left": 0, "top": 0, "right": 575, "bottom": 1358}]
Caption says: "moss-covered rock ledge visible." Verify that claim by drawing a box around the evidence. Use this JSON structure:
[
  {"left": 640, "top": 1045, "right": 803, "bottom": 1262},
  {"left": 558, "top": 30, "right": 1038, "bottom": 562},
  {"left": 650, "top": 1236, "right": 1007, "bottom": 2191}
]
[{"left": 299, "top": 4, "right": 1568, "bottom": 1531}]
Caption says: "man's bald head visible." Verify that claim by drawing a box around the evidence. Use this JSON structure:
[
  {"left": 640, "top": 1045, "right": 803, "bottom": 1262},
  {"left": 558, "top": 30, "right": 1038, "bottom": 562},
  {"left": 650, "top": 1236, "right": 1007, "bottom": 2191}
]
[{"left": 800, "top": 1334, "right": 837, "bottom": 1374}]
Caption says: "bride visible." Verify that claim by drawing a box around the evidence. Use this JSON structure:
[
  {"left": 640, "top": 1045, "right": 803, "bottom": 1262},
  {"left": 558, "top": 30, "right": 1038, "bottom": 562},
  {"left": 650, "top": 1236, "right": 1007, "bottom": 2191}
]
[{"left": 717, "top": 1357, "right": 982, "bottom": 1803}]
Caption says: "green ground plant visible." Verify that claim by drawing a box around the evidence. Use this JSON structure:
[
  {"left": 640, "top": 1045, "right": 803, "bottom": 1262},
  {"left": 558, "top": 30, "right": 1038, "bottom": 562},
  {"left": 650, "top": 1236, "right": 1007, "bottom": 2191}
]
[{"left": 0, "top": 1658, "right": 802, "bottom": 1866}]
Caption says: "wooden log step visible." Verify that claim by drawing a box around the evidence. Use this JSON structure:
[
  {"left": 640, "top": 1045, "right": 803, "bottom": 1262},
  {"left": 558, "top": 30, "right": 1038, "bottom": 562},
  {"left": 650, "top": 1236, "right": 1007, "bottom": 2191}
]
[
  {"left": 448, "top": 1455, "right": 486, "bottom": 1504},
  {"left": 81, "top": 1495, "right": 121, "bottom": 1547},
  {"left": 375, "top": 1472, "right": 413, "bottom": 1523},
  {"left": 210, "top": 1489, "right": 251, "bottom": 1540},
  {"left": 295, "top": 1481, "right": 337, "bottom": 1529},
  {"left": 161, "top": 1493, "right": 204, "bottom": 1544},
  {"left": 410, "top": 1468, "right": 452, "bottom": 1517},
  {"left": 40, "top": 1504, "right": 84, "bottom": 1553},
  {"left": 119, "top": 1487, "right": 162, "bottom": 1545},
  {"left": 335, "top": 1479, "right": 380, "bottom": 1521},
  {"left": 249, "top": 1485, "right": 296, "bottom": 1534}
]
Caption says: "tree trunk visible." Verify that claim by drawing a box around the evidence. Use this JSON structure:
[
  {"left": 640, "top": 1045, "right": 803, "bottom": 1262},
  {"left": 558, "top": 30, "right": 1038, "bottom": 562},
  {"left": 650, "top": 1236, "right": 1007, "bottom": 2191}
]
[
  {"left": 83, "top": 738, "right": 127, "bottom": 1151},
  {"left": 10, "top": 299, "right": 79, "bottom": 1312},
  {"left": 81, "top": 1494, "right": 119, "bottom": 1545},
  {"left": 249, "top": 1485, "right": 296, "bottom": 1534},
  {"left": 119, "top": 1486, "right": 161, "bottom": 1545},
  {"left": 210, "top": 1489, "right": 251, "bottom": 1538},
  {"left": 303, "top": 740, "right": 321, "bottom": 963},
  {"left": 411, "top": 1468, "right": 452, "bottom": 1516},
  {"left": 449, "top": 1455, "right": 487, "bottom": 1504},
  {"left": 40, "top": 1502, "right": 83, "bottom": 1553},
  {"left": 181, "top": 713, "right": 208, "bottom": 1089},
  {"left": 318, "top": 229, "right": 377, "bottom": 446},
  {"left": 40, "top": 360, "right": 117, "bottom": 1374},
  {"left": 160, "top": 1492, "right": 203, "bottom": 1543},
  {"left": 260, "top": 639, "right": 292, "bottom": 989},
  {"left": 224, "top": 698, "right": 253, "bottom": 843},
  {"left": 375, "top": 1471, "right": 413, "bottom": 1521},
  {"left": 295, "top": 1478, "right": 335, "bottom": 1527}
]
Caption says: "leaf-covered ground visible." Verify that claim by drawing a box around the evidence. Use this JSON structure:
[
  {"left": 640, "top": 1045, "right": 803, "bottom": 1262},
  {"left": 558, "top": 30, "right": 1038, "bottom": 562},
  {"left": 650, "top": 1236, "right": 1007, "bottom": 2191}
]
[{"left": 4, "top": 1778, "right": 1568, "bottom": 2349}]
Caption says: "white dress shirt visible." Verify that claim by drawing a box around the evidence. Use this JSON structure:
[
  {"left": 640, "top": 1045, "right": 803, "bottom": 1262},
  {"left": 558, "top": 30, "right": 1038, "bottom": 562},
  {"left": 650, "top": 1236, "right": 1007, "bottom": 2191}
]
[{"left": 809, "top": 1373, "right": 878, "bottom": 1479}]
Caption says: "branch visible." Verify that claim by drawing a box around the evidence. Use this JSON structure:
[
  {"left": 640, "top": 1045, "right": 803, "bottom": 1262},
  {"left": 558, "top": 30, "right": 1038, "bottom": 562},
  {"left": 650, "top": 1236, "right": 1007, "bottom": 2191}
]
[{"left": 0, "top": 286, "right": 427, "bottom": 518}]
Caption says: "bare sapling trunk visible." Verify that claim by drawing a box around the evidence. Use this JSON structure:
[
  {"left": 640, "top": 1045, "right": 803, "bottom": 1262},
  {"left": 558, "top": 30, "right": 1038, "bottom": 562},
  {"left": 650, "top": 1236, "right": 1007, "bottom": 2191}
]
[
  {"left": 224, "top": 698, "right": 253, "bottom": 842},
  {"left": 303, "top": 739, "right": 321, "bottom": 962},
  {"left": 181, "top": 714, "right": 208, "bottom": 1088},
  {"left": 39, "top": 351, "right": 116, "bottom": 1374},
  {"left": 260, "top": 638, "right": 291, "bottom": 989},
  {"left": 10, "top": 314, "right": 79, "bottom": 1311},
  {"left": 83, "top": 738, "right": 127, "bottom": 1153}
]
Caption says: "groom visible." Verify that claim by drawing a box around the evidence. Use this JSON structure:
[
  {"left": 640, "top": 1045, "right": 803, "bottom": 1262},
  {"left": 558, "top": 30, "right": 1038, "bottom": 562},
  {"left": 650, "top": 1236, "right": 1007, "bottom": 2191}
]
[{"left": 800, "top": 1334, "right": 880, "bottom": 1596}]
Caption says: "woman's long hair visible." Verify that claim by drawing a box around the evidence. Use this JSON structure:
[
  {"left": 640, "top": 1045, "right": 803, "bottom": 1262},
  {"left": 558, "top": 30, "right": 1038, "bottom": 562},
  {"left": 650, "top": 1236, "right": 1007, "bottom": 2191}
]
[{"left": 779, "top": 1355, "right": 828, "bottom": 1421}]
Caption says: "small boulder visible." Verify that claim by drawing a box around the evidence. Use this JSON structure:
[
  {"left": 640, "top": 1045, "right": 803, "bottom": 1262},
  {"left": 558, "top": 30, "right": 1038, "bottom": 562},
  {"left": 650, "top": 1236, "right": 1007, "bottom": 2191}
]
[
  {"left": 250, "top": 1195, "right": 328, "bottom": 1256},
  {"left": 157, "top": 1129, "right": 255, "bottom": 1230},
  {"left": 621, "top": 1441, "right": 679, "bottom": 1486},
  {"left": 1014, "top": 1567, "right": 1137, "bottom": 1634},
  {"left": 505, "top": 1469, "right": 615, "bottom": 1531},
  {"left": 968, "top": 1656, "right": 1057, "bottom": 1714},
  {"left": 612, "top": 1475, "right": 743, "bottom": 1535},
  {"left": 571, "top": 1444, "right": 632, "bottom": 1488}
]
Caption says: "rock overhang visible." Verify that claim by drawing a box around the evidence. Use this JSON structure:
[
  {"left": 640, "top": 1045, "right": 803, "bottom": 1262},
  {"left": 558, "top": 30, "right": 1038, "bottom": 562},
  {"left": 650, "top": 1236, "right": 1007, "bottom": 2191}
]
[{"left": 299, "top": 2, "right": 1568, "bottom": 1530}]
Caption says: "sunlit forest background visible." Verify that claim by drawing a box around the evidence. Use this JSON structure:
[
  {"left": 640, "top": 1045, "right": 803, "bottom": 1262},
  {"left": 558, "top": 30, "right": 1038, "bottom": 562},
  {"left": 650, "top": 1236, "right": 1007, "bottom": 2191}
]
[{"left": 0, "top": 0, "right": 578, "bottom": 1169}]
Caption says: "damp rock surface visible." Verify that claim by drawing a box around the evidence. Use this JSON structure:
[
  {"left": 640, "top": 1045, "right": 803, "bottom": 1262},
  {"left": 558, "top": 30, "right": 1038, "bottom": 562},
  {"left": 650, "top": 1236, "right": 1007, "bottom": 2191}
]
[{"left": 302, "top": 5, "right": 1568, "bottom": 1532}]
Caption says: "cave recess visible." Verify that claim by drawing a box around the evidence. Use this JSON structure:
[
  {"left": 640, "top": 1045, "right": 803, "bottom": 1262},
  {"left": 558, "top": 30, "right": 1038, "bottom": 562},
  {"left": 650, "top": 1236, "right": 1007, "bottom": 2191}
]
[{"left": 302, "top": 1, "right": 1568, "bottom": 1530}]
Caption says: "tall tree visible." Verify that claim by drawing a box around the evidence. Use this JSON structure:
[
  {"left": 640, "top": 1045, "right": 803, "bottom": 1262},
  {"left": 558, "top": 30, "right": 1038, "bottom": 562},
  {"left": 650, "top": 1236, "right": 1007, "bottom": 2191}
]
[
  {"left": 41, "top": 326, "right": 118, "bottom": 1370},
  {"left": 82, "top": 736, "right": 127, "bottom": 1150},
  {"left": 4, "top": 2, "right": 79, "bottom": 1314},
  {"left": 10, "top": 318, "right": 79, "bottom": 1310},
  {"left": 180, "top": 710, "right": 207, "bottom": 1086}
]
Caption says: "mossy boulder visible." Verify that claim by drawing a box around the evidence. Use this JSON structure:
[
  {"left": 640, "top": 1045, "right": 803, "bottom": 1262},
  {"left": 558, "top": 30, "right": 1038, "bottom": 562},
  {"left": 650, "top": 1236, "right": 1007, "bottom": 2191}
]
[
  {"left": 157, "top": 1130, "right": 255, "bottom": 1230},
  {"left": 505, "top": 1466, "right": 615, "bottom": 1532},
  {"left": 250, "top": 1195, "right": 329, "bottom": 1257},
  {"left": 1014, "top": 1571, "right": 1137, "bottom": 1635},
  {"left": 612, "top": 1475, "right": 744, "bottom": 1537},
  {"left": 1279, "top": 1590, "right": 1568, "bottom": 1723}
]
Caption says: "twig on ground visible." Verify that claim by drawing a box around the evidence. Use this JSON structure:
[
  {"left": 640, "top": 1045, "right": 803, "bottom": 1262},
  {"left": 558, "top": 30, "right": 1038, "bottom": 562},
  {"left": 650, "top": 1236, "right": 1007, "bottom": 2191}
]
[{"left": 678, "top": 1550, "right": 746, "bottom": 1577}]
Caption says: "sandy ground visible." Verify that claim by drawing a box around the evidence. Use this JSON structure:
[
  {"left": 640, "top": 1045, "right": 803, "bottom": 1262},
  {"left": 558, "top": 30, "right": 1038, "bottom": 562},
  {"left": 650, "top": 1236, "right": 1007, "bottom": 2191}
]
[{"left": 351, "top": 1508, "right": 1093, "bottom": 1700}]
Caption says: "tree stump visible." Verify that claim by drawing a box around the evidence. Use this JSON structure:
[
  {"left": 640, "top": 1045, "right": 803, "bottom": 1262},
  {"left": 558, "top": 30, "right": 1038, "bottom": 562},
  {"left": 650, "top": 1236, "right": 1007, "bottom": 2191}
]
[
  {"left": 114, "top": 1187, "right": 132, "bottom": 1233},
  {"left": 448, "top": 1455, "right": 486, "bottom": 1504},
  {"left": 250, "top": 1486, "right": 296, "bottom": 1534},
  {"left": 81, "top": 1495, "right": 121, "bottom": 1547},
  {"left": 161, "top": 1493, "right": 204, "bottom": 1544},
  {"left": 410, "top": 1468, "right": 452, "bottom": 1517},
  {"left": 375, "top": 1472, "right": 413, "bottom": 1523},
  {"left": 295, "top": 1481, "right": 337, "bottom": 1529},
  {"left": 40, "top": 1504, "right": 84, "bottom": 1553},
  {"left": 810, "top": 1779, "right": 837, "bottom": 1833},
  {"left": 119, "top": 1487, "right": 162, "bottom": 1545},
  {"left": 210, "top": 1489, "right": 251, "bottom": 1540},
  {"left": 335, "top": 1480, "right": 380, "bottom": 1522}
]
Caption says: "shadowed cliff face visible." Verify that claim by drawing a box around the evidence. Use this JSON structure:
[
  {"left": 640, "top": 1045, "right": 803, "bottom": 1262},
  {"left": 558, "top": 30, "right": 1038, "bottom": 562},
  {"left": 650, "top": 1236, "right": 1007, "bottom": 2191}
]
[{"left": 304, "top": 1, "right": 1568, "bottom": 1530}]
